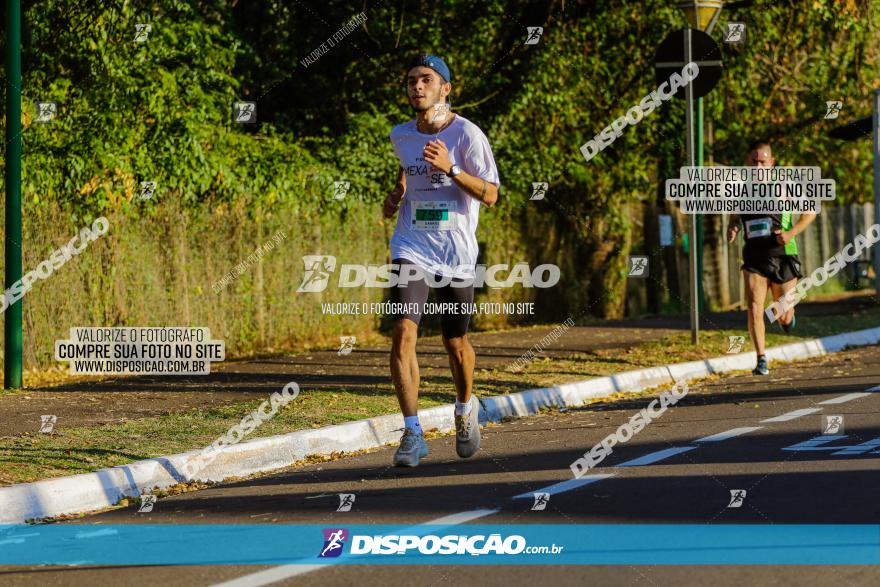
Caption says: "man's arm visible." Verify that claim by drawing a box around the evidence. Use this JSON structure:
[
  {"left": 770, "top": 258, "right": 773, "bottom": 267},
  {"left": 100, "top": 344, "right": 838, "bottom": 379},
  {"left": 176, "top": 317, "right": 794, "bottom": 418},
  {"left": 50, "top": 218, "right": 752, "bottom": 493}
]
[
  {"left": 450, "top": 171, "right": 498, "bottom": 207},
  {"left": 383, "top": 166, "right": 406, "bottom": 219},
  {"left": 423, "top": 138, "right": 499, "bottom": 207},
  {"left": 777, "top": 212, "right": 816, "bottom": 244},
  {"left": 726, "top": 214, "right": 741, "bottom": 243},
  {"left": 395, "top": 165, "right": 406, "bottom": 195}
]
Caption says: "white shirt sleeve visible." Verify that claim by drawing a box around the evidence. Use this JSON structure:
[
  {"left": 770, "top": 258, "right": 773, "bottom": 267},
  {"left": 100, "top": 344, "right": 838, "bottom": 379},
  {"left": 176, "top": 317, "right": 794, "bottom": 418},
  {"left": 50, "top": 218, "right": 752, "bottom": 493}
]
[{"left": 461, "top": 129, "right": 500, "bottom": 187}]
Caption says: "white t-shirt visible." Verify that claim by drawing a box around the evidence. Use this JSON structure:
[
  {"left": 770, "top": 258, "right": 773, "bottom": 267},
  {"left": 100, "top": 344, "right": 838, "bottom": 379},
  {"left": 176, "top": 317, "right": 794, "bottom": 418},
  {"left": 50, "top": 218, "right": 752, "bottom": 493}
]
[{"left": 388, "top": 113, "right": 500, "bottom": 279}]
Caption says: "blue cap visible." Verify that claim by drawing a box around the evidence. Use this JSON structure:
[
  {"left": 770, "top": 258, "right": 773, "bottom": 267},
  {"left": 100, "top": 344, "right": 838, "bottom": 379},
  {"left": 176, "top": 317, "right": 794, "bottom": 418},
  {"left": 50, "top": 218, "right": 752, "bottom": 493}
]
[{"left": 407, "top": 52, "right": 451, "bottom": 83}]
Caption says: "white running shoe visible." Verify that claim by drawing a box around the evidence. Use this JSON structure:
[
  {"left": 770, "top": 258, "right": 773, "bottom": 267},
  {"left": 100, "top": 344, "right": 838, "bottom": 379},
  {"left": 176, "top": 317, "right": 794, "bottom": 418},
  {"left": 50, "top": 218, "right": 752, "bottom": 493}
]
[
  {"left": 393, "top": 428, "right": 429, "bottom": 467},
  {"left": 455, "top": 395, "right": 481, "bottom": 458}
]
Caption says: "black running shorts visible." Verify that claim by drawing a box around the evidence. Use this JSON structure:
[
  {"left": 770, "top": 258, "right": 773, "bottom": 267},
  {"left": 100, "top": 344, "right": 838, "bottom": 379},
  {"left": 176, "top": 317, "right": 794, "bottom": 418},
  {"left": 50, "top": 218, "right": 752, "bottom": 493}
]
[
  {"left": 388, "top": 258, "right": 475, "bottom": 339},
  {"left": 741, "top": 254, "right": 803, "bottom": 284}
]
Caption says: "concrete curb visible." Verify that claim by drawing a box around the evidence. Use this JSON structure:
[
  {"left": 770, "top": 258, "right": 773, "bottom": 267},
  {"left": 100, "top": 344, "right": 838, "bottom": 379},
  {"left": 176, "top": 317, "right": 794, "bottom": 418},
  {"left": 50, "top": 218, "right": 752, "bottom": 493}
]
[{"left": 2, "top": 326, "right": 878, "bottom": 524}]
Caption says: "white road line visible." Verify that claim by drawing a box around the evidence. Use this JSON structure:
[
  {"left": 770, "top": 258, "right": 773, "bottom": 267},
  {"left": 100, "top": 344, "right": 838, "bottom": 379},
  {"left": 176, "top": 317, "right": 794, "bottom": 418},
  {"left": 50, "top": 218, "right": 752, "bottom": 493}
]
[
  {"left": 419, "top": 508, "right": 501, "bottom": 526},
  {"left": 760, "top": 407, "right": 822, "bottom": 423},
  {"left": 511, "top": 474, "right": 615, "bottom": 499},
  {"left": 210, "top": 565, "right": 324, "bottom": 587},
  {"left": 615, "top": 446, "right": 697, "bottom": 467},
  {"left": 819, "top": 392, "right": 873, "bottom": 405},
  {"left": 695, "top": 426, "right": 764, "bottom": 442},
  {"left": 209, "top": 508, "right": 501, "bottom": 587}
]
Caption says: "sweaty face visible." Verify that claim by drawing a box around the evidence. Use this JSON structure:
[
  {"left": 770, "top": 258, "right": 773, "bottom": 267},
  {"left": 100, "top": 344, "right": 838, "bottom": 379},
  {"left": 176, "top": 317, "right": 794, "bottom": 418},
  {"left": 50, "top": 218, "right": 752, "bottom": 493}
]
[
  {"left": 747, "top": 146, "right": 774, "bottom": 168},
  {"left": 406, "top": 66, "right": 447, "bottom": 112}
]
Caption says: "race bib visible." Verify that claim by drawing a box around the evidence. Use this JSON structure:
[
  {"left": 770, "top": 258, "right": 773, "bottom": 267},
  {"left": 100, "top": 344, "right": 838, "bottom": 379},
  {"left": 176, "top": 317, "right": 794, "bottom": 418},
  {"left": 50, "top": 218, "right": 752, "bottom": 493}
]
[
  {"left": 744, "top": 218, "right": 772, "bottom": 239},
  {"left": 411, "top": 200, "right": 456, "bottom": 231}
]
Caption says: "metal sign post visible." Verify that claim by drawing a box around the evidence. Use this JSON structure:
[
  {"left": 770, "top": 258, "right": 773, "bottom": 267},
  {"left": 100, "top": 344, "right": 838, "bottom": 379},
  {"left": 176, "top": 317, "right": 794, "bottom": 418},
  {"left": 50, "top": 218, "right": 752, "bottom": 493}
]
[
  {"left": 683, "top": 28, "right": 699, "bottom": 344},
  {"left": 4, "top": 0, "right": 22, "bottom": 389},
  {"left": 874, "top": 89, "right": 880, "bottom": 296},
  {"left": 655, "top": 27, "right": 722, "bottom": 345}
]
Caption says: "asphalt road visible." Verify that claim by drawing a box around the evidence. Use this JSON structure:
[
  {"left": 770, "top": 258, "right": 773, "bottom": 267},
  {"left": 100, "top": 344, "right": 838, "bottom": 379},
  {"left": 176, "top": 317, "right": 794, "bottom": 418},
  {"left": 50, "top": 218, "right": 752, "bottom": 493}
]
[{"left": 2, "top": 344, "right": 879, "bottom": 586}]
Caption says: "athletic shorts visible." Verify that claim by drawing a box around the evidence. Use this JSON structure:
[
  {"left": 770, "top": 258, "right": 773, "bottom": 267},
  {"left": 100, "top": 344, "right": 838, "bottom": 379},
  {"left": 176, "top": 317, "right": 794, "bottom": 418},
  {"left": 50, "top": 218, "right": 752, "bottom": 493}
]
[
  {"left": 742, "top": 255, "right": 803, "bottom": 284},
  {"left": 388, "top": 258, "right": 474, "bottom": 339}
]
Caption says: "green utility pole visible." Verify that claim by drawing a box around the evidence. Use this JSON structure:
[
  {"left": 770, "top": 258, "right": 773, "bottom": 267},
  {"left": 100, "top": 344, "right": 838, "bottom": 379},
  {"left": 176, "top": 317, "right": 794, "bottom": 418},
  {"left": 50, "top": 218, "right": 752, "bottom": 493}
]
[
  {"left": 696, "top": 96, "right": 706, "bottom": 313},
  {"left": 683, "top": 28, "right": 699, "bottom": 344},
  {"left": 4, "top": 0, "right": 23, "bottom": 389},
  {"left": 673, "top": 0, "right": 723, "bottom": 342}
]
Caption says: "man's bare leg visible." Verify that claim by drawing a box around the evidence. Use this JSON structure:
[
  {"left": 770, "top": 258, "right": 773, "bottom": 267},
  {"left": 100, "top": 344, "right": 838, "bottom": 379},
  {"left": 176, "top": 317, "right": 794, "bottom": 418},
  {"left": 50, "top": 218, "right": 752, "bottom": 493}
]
[
  {"left": 770, "top": 278, "right": 798, "bottom": 327},
  {"left": 444, "top": 332, "right": 480, "bottom": 457},
  {"left": 443, "top": 334, "right": 475, "bottom": 403},
  {"left": 391, "top": 318, "right": 420, "bottom": 416},
  {"left": 390, "top": 317, "right": 429, "bottom": 467},
  {"left": 743, "top": 269, "right": 770, "bottom": 356}
]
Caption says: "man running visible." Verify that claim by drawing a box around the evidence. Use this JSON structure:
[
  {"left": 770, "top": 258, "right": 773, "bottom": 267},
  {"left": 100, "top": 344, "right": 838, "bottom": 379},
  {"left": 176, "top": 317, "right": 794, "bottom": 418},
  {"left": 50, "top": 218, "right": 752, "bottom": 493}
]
[
  {"left": 727, "top": 141, "right": 816, "bottom": 375},
  {"left": 383, "top": 53, "right": 500, "bottom": 467}
]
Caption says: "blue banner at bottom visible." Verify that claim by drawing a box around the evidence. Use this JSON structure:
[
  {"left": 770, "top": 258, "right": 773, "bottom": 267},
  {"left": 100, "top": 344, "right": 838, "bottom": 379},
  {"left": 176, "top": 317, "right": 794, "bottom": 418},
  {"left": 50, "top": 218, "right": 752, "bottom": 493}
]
[{"left": 1, "top": 524, "right": 878, "bottom": 565}]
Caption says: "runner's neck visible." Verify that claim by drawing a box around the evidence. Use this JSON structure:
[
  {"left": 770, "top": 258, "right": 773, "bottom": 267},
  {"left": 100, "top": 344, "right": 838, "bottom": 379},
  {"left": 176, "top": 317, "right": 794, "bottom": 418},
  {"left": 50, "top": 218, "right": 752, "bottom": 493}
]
[{"left": 416, "top": 111, "right": 456, "bottom": 135}]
